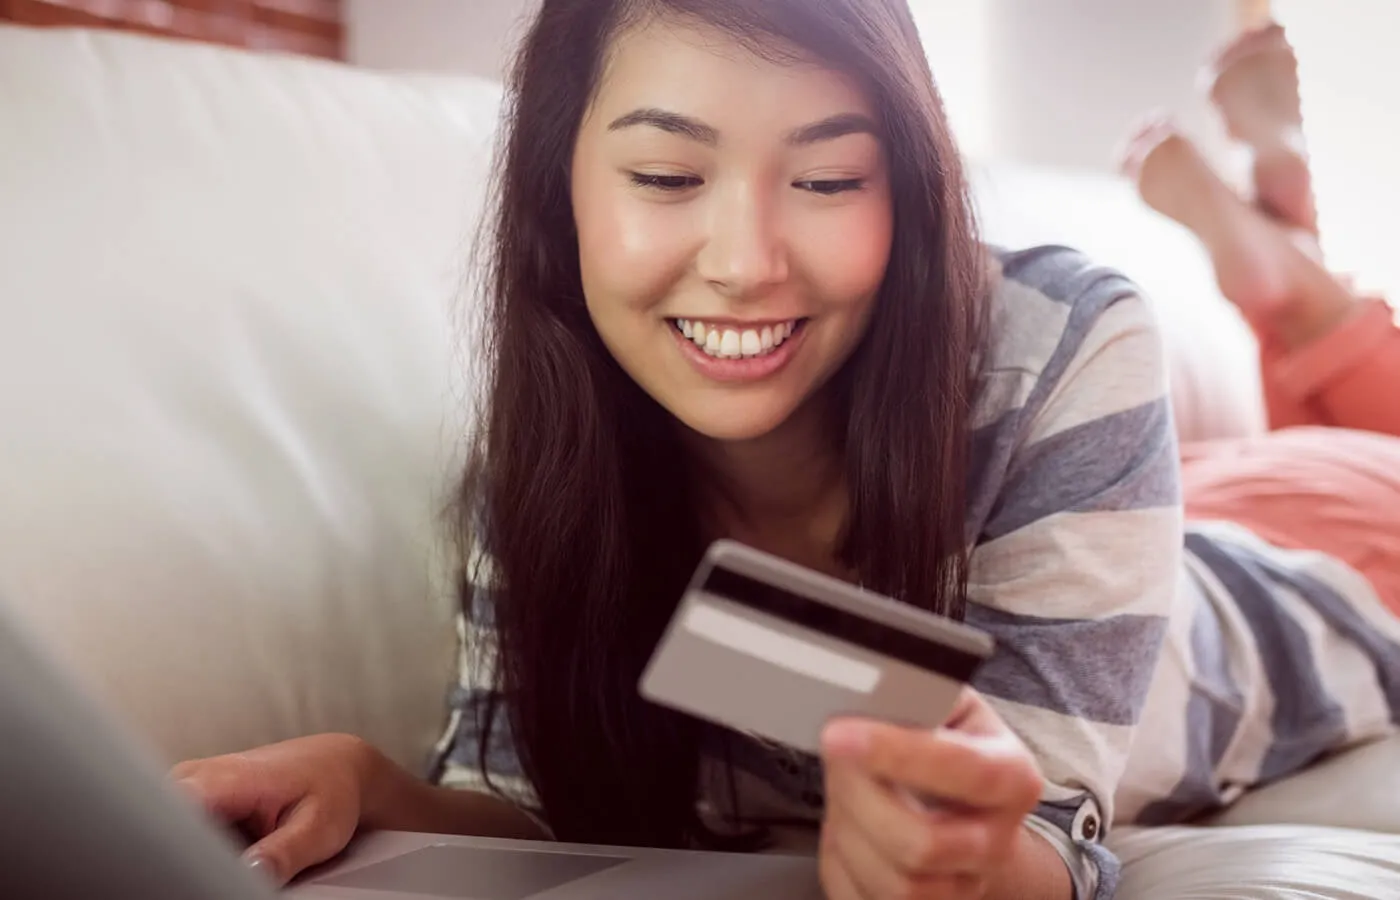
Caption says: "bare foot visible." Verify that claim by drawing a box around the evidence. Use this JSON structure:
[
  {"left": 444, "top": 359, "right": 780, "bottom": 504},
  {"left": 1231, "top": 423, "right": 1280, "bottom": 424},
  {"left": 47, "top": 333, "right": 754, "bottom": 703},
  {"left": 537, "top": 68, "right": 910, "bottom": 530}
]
[
  {"left": 1121, "top": 117, "right": 1347, "bottom": 342},
  {"left": 1206, "top": 24, "right": 1300, "bottom": 141},
  {"left": 1204, "top": 23, "right": 1317, "bottom": 232}
]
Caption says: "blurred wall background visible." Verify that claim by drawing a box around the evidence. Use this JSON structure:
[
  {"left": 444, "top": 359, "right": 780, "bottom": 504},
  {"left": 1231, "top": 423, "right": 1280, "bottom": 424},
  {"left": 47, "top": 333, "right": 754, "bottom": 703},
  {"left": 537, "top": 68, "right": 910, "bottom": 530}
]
[{"left": 345, "top": 0, "right": 1243, "bottom": 173}]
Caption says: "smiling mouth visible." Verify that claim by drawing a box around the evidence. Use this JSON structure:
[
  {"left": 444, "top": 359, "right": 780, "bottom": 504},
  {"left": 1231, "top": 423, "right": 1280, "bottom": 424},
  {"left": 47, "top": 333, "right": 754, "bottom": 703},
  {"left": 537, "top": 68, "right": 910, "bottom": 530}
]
[{"left": 670, "top": 318, "right": 808, "bottom": 359}]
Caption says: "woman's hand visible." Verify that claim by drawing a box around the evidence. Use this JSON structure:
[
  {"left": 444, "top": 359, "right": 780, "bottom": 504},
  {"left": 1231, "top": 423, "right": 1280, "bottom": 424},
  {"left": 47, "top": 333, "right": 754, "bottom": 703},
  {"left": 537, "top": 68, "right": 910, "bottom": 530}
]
[
  {"left": 169, "top": 733, "right": 381, "bottom": 887},
  {"left": 818, "top": 688, "right": 1046, "bottom": 900}
]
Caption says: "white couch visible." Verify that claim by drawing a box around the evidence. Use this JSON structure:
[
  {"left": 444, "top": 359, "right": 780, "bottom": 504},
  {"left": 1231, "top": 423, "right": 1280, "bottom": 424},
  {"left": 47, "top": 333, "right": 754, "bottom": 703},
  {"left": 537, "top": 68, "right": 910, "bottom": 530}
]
[{"left": 1, "top": 24, "right": 1397, "bottom": 899}]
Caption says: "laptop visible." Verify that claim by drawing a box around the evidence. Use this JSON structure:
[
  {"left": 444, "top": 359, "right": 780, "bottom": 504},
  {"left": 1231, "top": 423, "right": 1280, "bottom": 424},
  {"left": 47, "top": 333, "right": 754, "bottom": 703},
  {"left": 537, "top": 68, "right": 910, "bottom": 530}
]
[{"left": 0, "top": 593, "right": 823, "bottom": 900}]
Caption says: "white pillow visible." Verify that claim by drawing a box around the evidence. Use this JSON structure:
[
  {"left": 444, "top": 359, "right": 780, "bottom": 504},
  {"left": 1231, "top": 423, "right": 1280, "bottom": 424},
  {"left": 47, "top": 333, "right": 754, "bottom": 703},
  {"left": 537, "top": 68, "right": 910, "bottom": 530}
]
[
  {"left": 0, "top": 25, "right": 502, "bottom": 773},
  {"left": 1112, "top": 823, "right": 1400, "bottom": 899},
  {"left": 1202, "top": 735, "right": 1400, "bottom": 834},
  {"left": 968, "top": 160, "right": 1268, "bottom": 444}
]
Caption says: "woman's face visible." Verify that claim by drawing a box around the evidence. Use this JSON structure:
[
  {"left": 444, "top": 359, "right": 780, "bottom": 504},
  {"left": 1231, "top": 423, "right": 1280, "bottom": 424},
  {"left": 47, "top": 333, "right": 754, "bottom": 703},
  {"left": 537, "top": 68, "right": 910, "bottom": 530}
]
[{"left": 571, "top": 16, "right": 893, "bottom": 442}]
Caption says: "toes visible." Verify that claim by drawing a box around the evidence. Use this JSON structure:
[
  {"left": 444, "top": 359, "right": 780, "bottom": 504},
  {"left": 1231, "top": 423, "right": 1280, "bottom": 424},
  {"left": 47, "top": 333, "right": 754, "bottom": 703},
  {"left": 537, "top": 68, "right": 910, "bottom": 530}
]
[
  {"left": 1208, "top": 21, "right": 1286, "bottom": 78},
  {"left": 1201, "top": 22, "right": 1298, "bottom": 117},
  {"left": 1116, "top": 112, "right": 1180, "bottom": 181}
]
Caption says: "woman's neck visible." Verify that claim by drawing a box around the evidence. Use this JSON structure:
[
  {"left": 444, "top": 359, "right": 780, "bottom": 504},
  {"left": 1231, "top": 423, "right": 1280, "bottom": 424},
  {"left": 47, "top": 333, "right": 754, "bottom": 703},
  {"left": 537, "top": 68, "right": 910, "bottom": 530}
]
[{"left": 683, "top": 394, "right": 848, "bottom": 573}]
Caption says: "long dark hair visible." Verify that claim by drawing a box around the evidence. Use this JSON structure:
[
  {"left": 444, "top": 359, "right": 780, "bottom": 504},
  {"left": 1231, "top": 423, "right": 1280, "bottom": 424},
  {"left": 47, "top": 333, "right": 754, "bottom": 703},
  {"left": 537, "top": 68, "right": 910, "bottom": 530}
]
[{"left": 456, "top": 0, "right": 986, "bottom": 850}]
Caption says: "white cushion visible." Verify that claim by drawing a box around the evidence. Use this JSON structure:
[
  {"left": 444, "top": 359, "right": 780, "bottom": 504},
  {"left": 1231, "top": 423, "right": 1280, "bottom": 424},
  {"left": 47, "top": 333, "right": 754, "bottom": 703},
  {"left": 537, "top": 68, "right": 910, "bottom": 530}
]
[
  {"left": 1111, "top": 737, "right": 1400, "bottom": 899},
  {"left": 0, "top": 24, "right": 501, "bottom": 773},
  {"left": 1203, "top": 735, "right": 1400, "bottom": 834},
  {"left": 969, "top": 161, "right": 1268, "bottom": 444},
  {"left": 1112, "top": 823, "right": 1400, "bottom": 899}
]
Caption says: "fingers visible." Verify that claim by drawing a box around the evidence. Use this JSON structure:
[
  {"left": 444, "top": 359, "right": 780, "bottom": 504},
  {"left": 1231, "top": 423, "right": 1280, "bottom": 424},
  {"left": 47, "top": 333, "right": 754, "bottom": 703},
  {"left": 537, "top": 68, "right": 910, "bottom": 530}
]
[
  {"left": 243, "top": 798, "right": 353, "bottom": 887},
  {"left": 823, "top": 720, "right": 1042, "bottom": 813},
  {"left": 822, "top": 796, "right": 987, "bottom": 900},
  {"left": 824, "top": 784, "right": 904, "bottom": 898},
  {"left": 941, "top": 687, "right": 1004, "bottom": 737},
  {"left": 820, "top": 695, "right": 1044, "bottom": 899},
  {"left": 826, "top": 761, "right": 923, "bottom": 877},
  {"left": 819, "top": 837, "right": 870, "bottom": 900},
  {"left": 165, "top": 736, "right": 367, "bottom": 887},
  {"left": 169, "top": 756, "right": 265, "bottom": 825},
  {"left": 826, "top": 761, "right": 1000, "bottom": 879}
]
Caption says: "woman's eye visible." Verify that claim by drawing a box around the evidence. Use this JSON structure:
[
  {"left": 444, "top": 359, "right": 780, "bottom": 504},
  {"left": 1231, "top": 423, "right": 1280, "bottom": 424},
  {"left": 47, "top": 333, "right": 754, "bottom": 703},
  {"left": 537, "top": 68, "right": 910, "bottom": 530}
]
[
  {"left": 629, "top": 173, "right": 703, "bottom": 191},
  {"left": 796, "top": 178, "right": 866, "bottom": 195}
]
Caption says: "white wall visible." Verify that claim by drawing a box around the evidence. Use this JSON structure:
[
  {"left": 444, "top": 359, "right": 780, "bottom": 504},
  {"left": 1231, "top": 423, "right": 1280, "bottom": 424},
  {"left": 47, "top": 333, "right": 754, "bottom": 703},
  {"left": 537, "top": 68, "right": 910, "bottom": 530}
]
[
  {"left": 347, "top": 0, "right": 1236, "bottom": 173},
  {"left": 1272, "top": 0, "right": 1400, "bottom": 297},
  {"left": 971, "top": 0, "right": 1236, "bottom": 170}
]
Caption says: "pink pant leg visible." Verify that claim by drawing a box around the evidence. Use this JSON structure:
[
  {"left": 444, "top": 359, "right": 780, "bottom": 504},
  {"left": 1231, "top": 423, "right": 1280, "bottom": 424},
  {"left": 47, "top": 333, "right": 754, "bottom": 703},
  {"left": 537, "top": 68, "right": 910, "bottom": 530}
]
[
  {"left": 1182, "top": 428, "right": 1400, "bottom": 617},
  {"left": 1259, "top": 298, "right": 1400, "bottom": 437}
]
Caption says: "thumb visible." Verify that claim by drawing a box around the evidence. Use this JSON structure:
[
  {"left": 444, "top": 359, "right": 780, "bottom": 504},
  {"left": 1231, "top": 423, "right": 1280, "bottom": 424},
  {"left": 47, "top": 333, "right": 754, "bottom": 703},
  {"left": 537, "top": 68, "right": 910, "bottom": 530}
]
[
  {"left": 943, "top": 687, "right": 1001, "bottom": 737},
  {"left": 243, "top": 799, "right": 350, "bottom": 887}
]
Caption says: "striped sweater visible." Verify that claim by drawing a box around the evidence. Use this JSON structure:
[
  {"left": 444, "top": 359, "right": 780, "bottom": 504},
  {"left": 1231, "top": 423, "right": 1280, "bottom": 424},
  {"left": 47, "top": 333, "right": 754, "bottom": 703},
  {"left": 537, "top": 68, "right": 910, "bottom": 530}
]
[{"left": 432, "top": 244, "right": 1400, "bottom": 899}]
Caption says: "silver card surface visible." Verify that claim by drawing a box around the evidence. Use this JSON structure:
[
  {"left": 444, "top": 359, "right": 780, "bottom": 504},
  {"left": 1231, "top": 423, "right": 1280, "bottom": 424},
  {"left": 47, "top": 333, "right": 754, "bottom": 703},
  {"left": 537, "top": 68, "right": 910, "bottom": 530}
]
[{"left": 639, "top": 540, "right": 994, "bottom": 755}]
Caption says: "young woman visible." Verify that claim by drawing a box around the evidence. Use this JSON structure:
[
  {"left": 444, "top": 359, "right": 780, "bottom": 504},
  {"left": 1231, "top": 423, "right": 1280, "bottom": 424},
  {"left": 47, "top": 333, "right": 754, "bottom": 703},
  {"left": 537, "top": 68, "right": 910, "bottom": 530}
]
[{"left": 172, "top": 5, "right": 1400, "bottom": 900}]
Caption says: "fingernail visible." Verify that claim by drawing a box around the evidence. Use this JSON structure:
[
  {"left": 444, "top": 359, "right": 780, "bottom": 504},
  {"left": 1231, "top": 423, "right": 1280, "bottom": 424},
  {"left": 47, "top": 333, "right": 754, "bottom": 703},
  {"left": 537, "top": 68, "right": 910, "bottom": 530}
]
[
  {"left": 822, "top": 720, "right": 868, "bottom": 755},
  {"left": 244, "top": 854, "right": 276, "bottom": 883}
]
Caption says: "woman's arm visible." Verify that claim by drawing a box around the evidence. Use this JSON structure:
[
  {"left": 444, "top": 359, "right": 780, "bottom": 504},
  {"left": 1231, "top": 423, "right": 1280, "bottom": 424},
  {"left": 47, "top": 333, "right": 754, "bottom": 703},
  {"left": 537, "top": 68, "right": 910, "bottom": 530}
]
[
  {"left": 818, "top": 250, "right": 1180, "bottom": 900},
  {"left": 967, "top": 250, "right": 1184, "bottom": 899},
  {"left": 420, "top": 564, "right": 556, "bottom": 841},
  {"left": 360, "top": 740, "right": 548, "bottom": 839}
]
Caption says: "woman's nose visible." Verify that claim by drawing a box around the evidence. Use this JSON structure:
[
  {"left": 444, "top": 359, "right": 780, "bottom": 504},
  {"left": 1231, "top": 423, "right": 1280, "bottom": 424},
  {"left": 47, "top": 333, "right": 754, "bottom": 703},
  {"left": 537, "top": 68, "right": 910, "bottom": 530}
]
[{"left": 695, "top": 182, "right": 789, "bottom": 300}]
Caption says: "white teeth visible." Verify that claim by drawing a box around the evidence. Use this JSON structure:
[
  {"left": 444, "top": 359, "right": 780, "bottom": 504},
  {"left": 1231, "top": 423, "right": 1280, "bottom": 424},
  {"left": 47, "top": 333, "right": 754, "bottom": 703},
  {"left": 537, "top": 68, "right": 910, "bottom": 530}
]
[{"left": 677, "top": 318, "right": 801, "bottom": 359}]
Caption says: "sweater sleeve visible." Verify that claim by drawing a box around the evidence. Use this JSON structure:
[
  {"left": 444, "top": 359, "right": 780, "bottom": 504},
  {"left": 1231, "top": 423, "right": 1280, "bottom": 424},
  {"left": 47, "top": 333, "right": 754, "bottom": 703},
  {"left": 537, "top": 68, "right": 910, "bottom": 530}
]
[{"left": 966, "top": 281, "right": 1184, "bottom": 899}]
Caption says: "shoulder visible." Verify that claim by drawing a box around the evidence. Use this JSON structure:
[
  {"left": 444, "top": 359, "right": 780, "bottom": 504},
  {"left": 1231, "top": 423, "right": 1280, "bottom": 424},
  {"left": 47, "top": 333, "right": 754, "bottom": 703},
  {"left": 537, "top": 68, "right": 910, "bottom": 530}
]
[
  {"left": 977, "top": 243, "right": 1160, "bottom": 401},
  {"left": 965, "top": 243, "right": 1179, "bottom": 553},
  {"left": 992, "top": 243, "right": 1140, "bottom": 307},
  {"left": 970, "top": 243, "right": 1171, "bottom": 461}
]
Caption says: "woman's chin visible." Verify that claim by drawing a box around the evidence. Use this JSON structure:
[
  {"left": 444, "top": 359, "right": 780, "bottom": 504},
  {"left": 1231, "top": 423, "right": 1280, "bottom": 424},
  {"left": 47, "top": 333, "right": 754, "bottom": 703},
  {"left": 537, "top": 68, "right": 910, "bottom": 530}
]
[{"left": 672, "top": 402, "right": 800, "bottom": 445}]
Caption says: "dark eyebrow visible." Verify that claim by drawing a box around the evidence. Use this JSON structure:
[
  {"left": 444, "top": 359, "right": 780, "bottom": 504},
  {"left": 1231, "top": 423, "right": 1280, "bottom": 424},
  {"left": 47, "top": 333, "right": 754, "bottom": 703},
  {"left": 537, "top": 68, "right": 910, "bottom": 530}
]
[
  {"left": 607, "top": 108, "right": 719, "bottom": 146},
  {"left": 606, "top": 109, "right": 880, "bottom": 149},
  {"left": 784, "top": 112, "right": 880, "bottom": 146}
]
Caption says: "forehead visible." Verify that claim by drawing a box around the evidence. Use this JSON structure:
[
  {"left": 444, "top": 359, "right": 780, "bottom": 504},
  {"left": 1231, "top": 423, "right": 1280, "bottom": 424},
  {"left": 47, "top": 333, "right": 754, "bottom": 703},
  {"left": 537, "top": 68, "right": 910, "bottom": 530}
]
[{"left": 588, "top": 15, "right": 877, "bottom": 131}]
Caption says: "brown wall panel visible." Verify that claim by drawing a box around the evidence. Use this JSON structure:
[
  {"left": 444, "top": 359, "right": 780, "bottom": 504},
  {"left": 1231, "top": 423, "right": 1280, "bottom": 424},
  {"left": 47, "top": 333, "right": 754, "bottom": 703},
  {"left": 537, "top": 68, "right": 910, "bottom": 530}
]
[{"left": 1, "top": 0, "right": 345, "bottom": 60}]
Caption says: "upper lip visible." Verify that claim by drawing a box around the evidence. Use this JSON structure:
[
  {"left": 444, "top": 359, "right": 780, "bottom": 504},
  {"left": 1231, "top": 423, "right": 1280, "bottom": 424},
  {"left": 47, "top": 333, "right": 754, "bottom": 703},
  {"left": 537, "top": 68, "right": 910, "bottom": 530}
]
[{"left": 670, "top": 316, "right": 806, "bottom": 327}]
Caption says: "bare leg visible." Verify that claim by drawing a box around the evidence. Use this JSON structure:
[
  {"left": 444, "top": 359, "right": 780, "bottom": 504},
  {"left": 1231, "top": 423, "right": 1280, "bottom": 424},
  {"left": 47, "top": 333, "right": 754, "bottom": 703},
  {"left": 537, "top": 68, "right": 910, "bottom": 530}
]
[
  {"left": 1124, "top": 119, "right": 1400, "bottom": 437},
  {"left": 1120, "top": 117, "right": 1351, "bottom": 348},
  {"left": 1204, "top": 22, "right": 1318, "bottom": 235}
]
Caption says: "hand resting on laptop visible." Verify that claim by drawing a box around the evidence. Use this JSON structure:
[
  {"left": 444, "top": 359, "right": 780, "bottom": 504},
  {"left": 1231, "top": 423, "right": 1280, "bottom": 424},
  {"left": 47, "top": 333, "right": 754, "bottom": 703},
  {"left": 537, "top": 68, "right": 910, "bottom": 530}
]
[{"left": 171, "top": 733, "right": 545, "bottom": 886}]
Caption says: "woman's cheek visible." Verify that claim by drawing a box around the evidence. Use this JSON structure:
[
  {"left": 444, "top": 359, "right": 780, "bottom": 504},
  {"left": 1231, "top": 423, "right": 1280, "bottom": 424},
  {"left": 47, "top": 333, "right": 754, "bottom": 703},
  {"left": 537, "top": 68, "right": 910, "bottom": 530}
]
[
  {"left": 581, "top": 198, "right": 696, "bottom": 313},
  {"left": 794, "top": 203, "right": 892, "bottom": 302}
]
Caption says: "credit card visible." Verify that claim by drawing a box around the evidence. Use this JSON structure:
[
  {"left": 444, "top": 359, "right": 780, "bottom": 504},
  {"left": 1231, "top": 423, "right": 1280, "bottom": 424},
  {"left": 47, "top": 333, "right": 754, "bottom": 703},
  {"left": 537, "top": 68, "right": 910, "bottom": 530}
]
[{"left": 639, "top": 540, "right": 995, "bottom": 755}]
